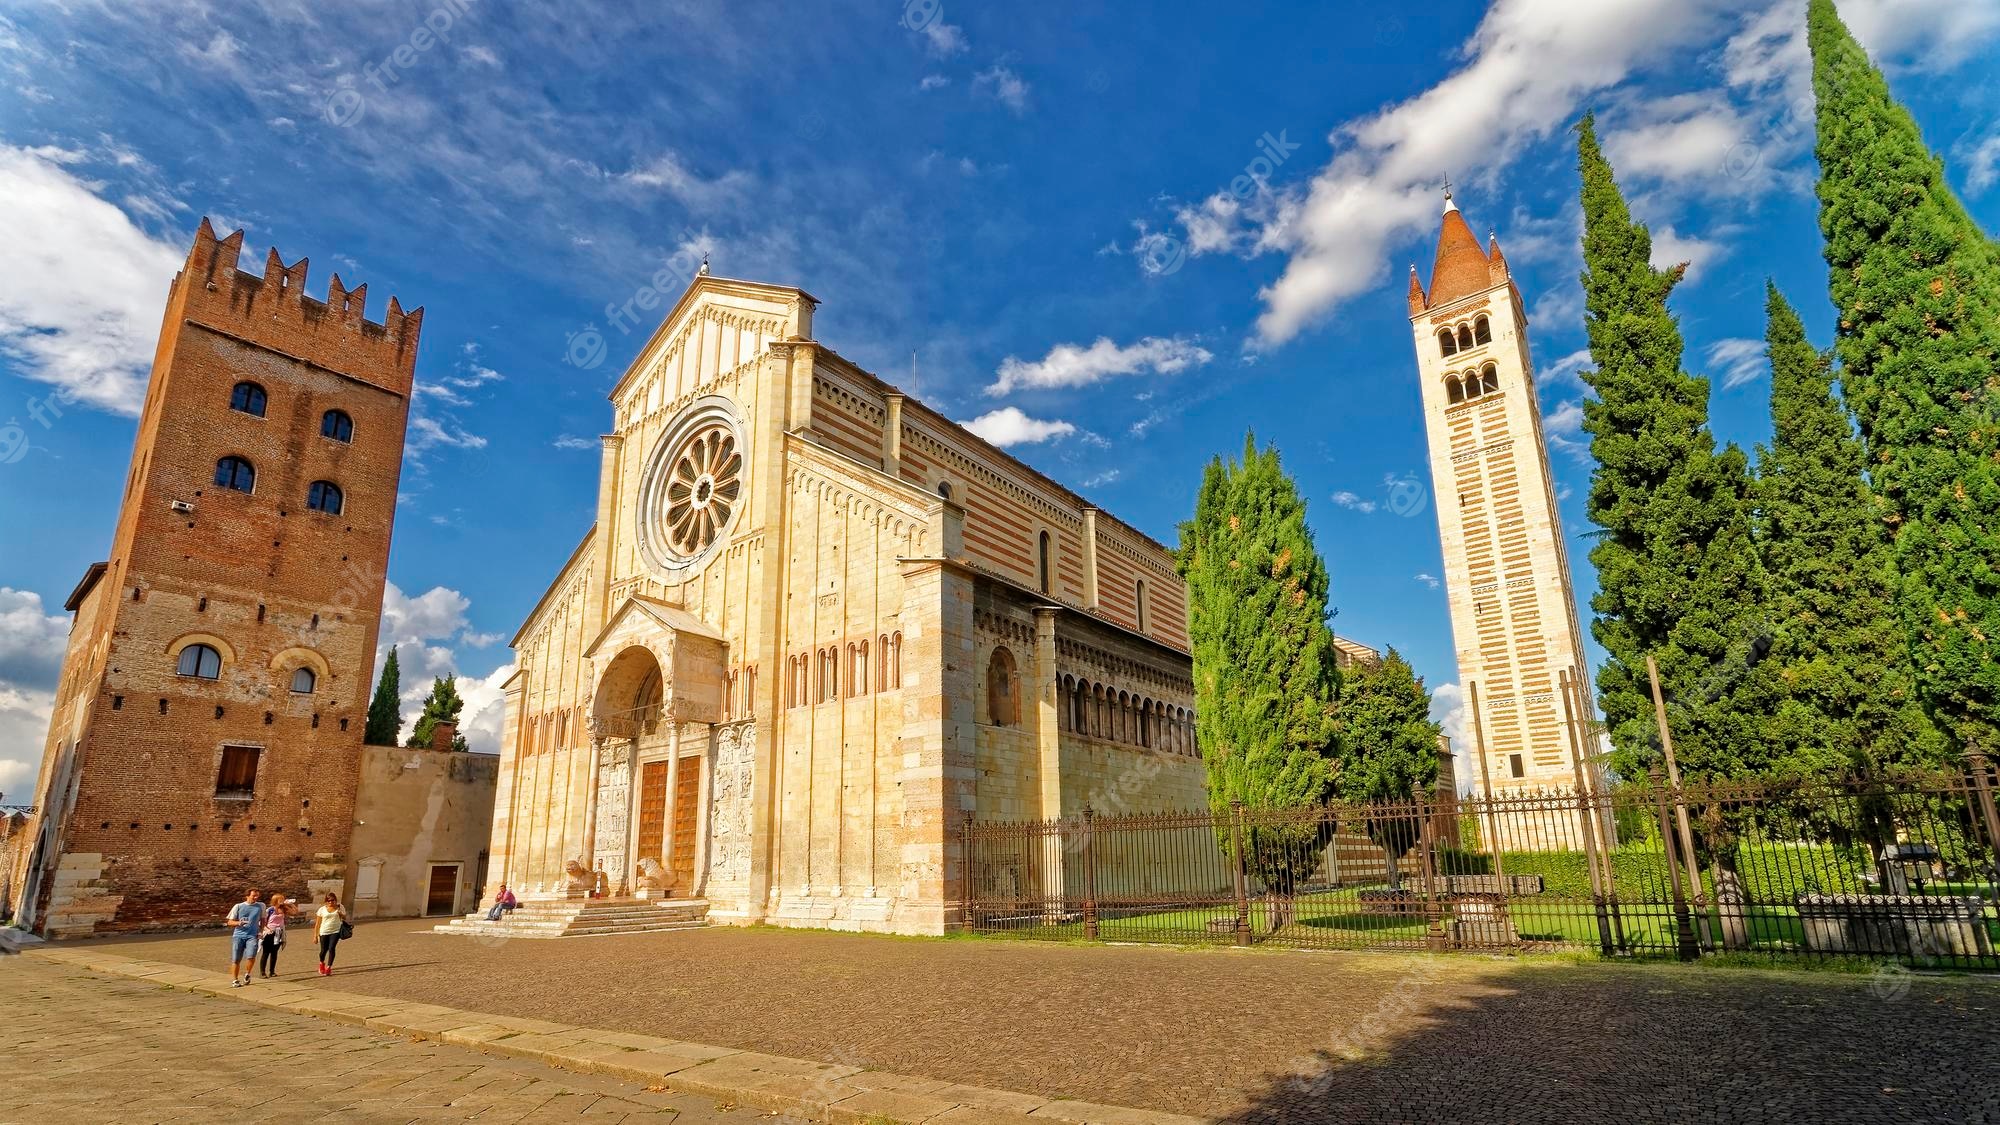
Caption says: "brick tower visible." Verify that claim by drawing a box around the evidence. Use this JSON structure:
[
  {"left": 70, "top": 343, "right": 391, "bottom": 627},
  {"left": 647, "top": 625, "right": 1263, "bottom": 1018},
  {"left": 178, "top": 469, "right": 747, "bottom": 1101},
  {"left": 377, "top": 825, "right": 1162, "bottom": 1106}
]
[
  {"left": 16, "top": 220, "right": 421, "bottom": 936},
  {"left": 1406, "top": 191, "right": 1601, "bottom": 830}
]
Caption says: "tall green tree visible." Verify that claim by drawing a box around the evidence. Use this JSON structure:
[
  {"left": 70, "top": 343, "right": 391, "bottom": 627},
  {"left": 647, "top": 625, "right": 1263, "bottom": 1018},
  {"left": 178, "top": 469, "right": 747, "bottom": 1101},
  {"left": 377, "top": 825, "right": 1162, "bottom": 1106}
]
[
  {"left": 364, "top": 645, "right": 402, "bottom": 746},
  {"left": 1177, "top": 434, "right": 1342, "bottom": 923},
  {"left": 1755, "top": 282, "right": 1944, "bottom": 781},
  {"left": 1331, "top": 649, "right": 1441, "bottom": 889},
  {"left": 1810, "top": 0, "right": 2000, "bottom": 757},
  {"left": 407, "top": 675, "right": 468, "bottom": 752},
  {"left": 1575, "top": 113, "right": 1773, "bottom": 784}
]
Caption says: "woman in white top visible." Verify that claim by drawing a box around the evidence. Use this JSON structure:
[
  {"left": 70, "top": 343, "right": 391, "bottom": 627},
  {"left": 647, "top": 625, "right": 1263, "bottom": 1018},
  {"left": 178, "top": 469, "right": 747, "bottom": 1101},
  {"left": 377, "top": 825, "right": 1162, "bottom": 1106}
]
[{"left": 314, "top": 892, "right": 349, "bottom": 977}]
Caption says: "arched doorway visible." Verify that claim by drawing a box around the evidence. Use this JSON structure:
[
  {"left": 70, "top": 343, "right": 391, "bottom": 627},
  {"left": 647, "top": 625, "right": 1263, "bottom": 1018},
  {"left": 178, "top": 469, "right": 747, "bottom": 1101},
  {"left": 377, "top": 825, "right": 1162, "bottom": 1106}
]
[{"left": 587, "top": 645, "right": 683, "bottom": 897}]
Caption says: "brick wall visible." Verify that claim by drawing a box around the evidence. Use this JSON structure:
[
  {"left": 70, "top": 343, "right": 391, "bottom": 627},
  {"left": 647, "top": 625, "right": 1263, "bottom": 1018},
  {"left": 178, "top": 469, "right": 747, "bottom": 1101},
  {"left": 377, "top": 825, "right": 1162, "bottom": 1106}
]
[{"left": 26, "top": 220, "right": 420, "bottom": 935}]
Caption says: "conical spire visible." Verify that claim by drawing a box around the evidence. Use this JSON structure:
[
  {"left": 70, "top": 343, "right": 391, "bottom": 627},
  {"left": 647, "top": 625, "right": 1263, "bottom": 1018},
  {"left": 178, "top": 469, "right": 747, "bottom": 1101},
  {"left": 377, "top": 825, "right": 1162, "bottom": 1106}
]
[
  {"left": 1425, "top": 192, "right": 1493, "bottom": 309},
  {"left": 1407, "top": 264, "right": 1427, "bottom": 315}
]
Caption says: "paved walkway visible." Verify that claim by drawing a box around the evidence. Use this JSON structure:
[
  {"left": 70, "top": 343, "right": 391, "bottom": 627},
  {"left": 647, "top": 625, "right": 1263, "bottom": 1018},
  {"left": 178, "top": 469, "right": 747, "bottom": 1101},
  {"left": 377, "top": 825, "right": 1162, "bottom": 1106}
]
[
  {"left": 0, "top": 955, "right": 740, "bottom": 1124},
  {"left": 89, "top": 921, "right": 2000, "bottom": 1122}
]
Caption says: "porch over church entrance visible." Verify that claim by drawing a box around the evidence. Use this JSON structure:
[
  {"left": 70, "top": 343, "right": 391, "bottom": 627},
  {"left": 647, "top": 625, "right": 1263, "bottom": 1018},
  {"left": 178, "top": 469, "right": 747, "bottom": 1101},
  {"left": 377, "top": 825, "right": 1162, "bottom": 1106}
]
[{"left": 577, "top": 596, "right": 728, "bottom": 899}]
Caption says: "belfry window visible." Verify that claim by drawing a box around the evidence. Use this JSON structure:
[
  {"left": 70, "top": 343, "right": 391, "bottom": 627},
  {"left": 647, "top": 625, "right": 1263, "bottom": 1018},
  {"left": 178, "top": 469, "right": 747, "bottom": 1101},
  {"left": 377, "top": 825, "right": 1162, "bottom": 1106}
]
[
  {"left": 1473, "top": 315, "right": 1492, "bottom": 345},
  {"left": 1437, "top": 328, "right": 1458, "bottom": 358},
  {"left": 1447, "top": 376, "right": 1465, "bottom": 405},
  {"left": 230, "top": 382, "right": 267, "bottom": 417},
  {"left": 1456, "top": 325, "right": 1474, "bottom": 351},
  {"left": 306, "top": 480, "right": 343, "bottom": 514},
  {"left": 214, "top": 456, "right": 255, "bottom": 493},
  {"left": 177, "top": 643, "right": 222, "bottom": 680},
  {"left": 1480, "top": 363, "right": 1500, "bottom": 394}
]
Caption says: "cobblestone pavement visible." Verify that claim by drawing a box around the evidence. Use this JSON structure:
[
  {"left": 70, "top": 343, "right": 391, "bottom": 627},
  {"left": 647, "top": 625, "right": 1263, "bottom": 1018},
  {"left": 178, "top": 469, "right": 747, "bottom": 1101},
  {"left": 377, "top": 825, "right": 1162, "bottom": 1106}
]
[
  {"left": 98, "top": 922, "right": 2000, "bottom": 1123},
  {"left": 0, "top": 955, "right": 750, "bottom": 1124}
]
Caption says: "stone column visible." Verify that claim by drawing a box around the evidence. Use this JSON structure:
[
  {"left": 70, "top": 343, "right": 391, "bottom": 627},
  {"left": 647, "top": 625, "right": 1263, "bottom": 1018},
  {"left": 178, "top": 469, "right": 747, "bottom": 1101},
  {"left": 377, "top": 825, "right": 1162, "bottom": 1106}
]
[
  {"left": 662, "top": 723, "right": 682, "bottom": 894},
  {"left": 1033, "top": 607, "right": 1066, "bottom": 921},
  {"left": 580, "top": 728, "right": 605, "bottom": 898},
  {"left": 619, "top": 734, "right": 641, "bottom": 896},
  {"left": 882, "top": 394, "right": 904, "bottom": 475}
]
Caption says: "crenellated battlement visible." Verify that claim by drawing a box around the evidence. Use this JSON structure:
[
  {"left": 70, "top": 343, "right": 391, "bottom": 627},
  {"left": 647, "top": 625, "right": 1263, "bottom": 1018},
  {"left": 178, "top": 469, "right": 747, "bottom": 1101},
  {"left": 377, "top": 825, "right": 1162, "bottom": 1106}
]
[{"left": 178, "top": 218, "right": 422, "bottom": 394}]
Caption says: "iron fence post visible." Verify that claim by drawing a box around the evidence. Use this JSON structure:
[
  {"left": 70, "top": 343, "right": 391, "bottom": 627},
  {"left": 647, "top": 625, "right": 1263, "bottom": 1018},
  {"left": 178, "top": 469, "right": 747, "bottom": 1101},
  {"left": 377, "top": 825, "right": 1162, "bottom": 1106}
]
[
  {"left": 960, "top": 812, "right": 975, "bottom": 933},
  {"left": 1081, "top": 805, "right": 1099, "bottom": 941},
  {"left": 1651, "top": 768, "right": 1699, "bottom": 961},
  {"left": 1415, "top": 781, "right": 1443, "bottom": 948},
  {"left": 1230, "top": 800, "right": 1251, "bottom": 947},
  {"left": 1966, "top": 750, "right": 2000, "bottom": 890}
]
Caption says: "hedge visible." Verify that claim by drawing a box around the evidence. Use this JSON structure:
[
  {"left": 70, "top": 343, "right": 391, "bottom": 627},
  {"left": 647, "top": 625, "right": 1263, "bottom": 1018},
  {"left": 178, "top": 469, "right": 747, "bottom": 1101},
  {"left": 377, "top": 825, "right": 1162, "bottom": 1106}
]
[{"left": 1435, "top": 841, "right": 1872, "bottom": 902}]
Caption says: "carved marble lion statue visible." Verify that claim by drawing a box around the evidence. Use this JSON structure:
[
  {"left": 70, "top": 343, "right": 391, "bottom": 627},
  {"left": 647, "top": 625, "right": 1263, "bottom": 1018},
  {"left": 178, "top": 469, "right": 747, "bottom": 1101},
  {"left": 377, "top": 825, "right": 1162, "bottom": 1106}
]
[
  {"left": 561, "top": 859, "right": 591, "bottom": 898},
  {"left": 635, "top": 857, "right": 668, "bottom": 896}
]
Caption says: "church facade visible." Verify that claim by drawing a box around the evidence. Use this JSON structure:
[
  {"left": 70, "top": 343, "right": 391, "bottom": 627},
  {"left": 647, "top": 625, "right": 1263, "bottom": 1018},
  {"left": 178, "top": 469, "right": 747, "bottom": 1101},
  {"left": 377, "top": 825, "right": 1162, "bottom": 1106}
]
[
  {"left": 492, "top": 274, "right": 1208, "bottom": 934},
  {"left": 1406, "top": 193, "right": 1604, "bottom": 821}
]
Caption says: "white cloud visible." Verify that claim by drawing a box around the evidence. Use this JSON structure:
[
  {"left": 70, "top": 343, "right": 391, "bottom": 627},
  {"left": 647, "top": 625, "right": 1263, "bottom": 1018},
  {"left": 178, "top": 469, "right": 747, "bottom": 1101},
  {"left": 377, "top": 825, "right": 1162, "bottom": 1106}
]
[
  {"left": 408, "top": 415, "right": 487, "bottom": 453},
  {"left": 974, "top": 65, "right": 1029, "bottom": 113},
  {"left": 1961, "top": 129, "right": 2000, "bottom": 195},
  {"left": 0, "top": 588, "right": 67, "bottom": 803},
  {"left": 1248, "top": 0, "right": 1743, "bottom": 347},
  {"left": 1706, "top": 336, "right": 1767, "bottom": 390},
  {"left": 1079, "top": 468, "right": 1122, "bottom": 488},
  {"left": 375, "top": 582, "right": 509, "bottom": 753},
  {"left": 988, "top": 335, "right": 1211, "bottom": 396},
  {"left": 612, "top": 151, "right": 753, "bottom": 213},
  {"left": 918, "top": 74, "right": 949, "bottom": 91},
  {"left": 0, "top": 587, "right": 68, "bottom": 691},
  {"left": 920, "top": 20, "right": 967, "bottom": 57},
  {"left": 0, "top": 144, "right": 185, "bottom": 414},
  {"left": 1414, "top": 573, "right": 1441, "bottom": 589},
  {"left": 1602, "top": 99, "right": 1752, "bottom": 186},
  {"left": 1429, "top": 681, "right": 1475, "bottom": 793},
  {"left": 961, "top": 407, "right": 1076, "bottom": 447},
  {"left": 1330, "top": 490, "right": 1378, "bottom": 514},
  {"left": 1544, "top": 399, "right": 1590, "bottom": 461},
  {"left": 552, "top": 434, "right": 596, "bottom": 451},
  {"left": 0, "top": 683, "right": 52, "bottom": 803},
  {"left": 1539, "top": 348, "right": 1594, "bottom": 388},
  {"left": 1649, "top": 225, "right": 1721, "bottom": 279}
]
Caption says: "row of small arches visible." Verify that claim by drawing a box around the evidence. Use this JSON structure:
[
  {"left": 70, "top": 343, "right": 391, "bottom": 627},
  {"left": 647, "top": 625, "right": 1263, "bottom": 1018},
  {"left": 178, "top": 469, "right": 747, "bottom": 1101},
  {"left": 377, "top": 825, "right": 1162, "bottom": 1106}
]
[
  {"left": 1436, "top": 314, "right": 1492, "bottom": 357},
  {"left": 1058, "top": 669, "right": 1197, "bottom": 755},
  {"left": 212, "top": 457, "right": 345, "bottom": 515},
  {"left": 231, "top": 381, "right": 355, "bottom": 442},
  {"left": 1446, "top": 363, "right": 1502, "bottom": 405}
]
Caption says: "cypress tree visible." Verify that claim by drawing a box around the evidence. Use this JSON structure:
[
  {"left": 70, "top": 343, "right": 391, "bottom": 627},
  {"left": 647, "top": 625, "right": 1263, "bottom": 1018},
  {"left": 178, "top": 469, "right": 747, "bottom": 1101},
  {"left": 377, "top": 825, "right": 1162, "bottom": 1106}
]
[
  {"left": 1810, "top": 0, "right": 2000, "bottom": 756},
  {"left": 363, "top": 645, "right": 402, "bottom": 746},
  {"left": 408, "top": 675, "right": 468, "bottom": 751},
  {"left": 1575, "top": 114, "right": 1773, "bottom": 783},
  {"left": 1177, "top": 434, "right": 1342, "bottom": 922},
  {"left": 1756, "top": 282, "right": 1944, "bottom": 780},
  {"left": 1330, "top": 648, "right": 1441, "bottom": 888}
]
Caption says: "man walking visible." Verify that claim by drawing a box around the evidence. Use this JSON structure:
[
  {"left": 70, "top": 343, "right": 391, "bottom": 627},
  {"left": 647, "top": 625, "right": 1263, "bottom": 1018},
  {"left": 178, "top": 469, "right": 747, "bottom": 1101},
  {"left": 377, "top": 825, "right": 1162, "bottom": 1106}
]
[{"left": 225, "top": 889, "right": 266, "bottom": 987}]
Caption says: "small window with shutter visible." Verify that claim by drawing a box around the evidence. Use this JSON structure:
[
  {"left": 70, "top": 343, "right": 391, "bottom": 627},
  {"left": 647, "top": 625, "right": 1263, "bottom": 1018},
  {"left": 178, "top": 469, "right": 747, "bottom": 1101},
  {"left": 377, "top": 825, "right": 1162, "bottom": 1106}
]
[{"left": 216, "top": 745, "right": 260, "bottom": 798}]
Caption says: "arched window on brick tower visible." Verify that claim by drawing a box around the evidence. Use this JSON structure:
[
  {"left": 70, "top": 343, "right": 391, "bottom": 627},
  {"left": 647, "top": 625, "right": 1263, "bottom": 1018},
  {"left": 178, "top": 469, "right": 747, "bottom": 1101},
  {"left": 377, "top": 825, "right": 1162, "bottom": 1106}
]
[{"left": 986, "top": 647, "right": 1019, "bottom": 727}]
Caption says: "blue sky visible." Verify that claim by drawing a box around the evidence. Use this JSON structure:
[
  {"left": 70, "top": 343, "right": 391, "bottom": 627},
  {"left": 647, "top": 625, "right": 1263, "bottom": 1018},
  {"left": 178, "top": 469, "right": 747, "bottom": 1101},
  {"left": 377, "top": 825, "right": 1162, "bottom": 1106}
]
[{"left": 2, "top": 0, "right": 1998, "bottom": 789}]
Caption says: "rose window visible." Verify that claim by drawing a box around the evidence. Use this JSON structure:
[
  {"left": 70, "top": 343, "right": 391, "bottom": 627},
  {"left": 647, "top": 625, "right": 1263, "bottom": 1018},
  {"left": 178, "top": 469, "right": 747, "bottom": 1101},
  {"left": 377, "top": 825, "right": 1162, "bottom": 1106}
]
[
  {"left": 637, "top": 396, "right": 746, "bottom": 577},
  {"left": 664, "top": 427, "right": 741, "bottom": 556}
]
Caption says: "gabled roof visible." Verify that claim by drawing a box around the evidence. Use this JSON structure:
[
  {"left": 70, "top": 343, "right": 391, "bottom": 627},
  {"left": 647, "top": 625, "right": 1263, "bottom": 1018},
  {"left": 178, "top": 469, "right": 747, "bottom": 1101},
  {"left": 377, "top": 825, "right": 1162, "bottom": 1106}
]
[
  {"left": 580, "top": 594, "right": 725, "bottom": 660},
  {"left": 64, "top": 561, "right": 109, "bottom": 613},
  {"left": 606, "top": 272, "right": 820, "bottom": 403}
]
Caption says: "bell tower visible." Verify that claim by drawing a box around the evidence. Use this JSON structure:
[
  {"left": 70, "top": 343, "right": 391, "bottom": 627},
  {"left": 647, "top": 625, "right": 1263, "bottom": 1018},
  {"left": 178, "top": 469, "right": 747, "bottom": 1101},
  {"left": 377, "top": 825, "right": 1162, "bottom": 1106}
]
[{"left": 1406, "top": 192, "right": 1599, "bottom": 810}]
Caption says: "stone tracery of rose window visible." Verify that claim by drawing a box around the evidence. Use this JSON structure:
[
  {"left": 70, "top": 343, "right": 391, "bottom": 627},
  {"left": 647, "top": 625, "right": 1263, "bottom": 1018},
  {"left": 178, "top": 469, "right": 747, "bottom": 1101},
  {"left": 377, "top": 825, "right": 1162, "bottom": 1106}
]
[{"left": 664, "top": 426, "right": 741, "bottom": 557}]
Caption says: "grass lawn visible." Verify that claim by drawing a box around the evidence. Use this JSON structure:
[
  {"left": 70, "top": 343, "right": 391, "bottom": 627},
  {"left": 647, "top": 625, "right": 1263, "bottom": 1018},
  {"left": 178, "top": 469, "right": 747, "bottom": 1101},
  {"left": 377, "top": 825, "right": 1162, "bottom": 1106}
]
[{"left": 978, "top": 882, "right": 2000, "bottom": 960}]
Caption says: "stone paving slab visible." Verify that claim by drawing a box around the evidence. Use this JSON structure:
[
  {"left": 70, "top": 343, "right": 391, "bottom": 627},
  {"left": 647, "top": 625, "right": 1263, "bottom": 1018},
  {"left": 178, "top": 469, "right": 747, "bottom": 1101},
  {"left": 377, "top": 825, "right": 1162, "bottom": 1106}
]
[
  {"left": 23, "top": 946, "right": 1205, "bottom": 1125},
  {"left": 0, "top": 956, "right": 749, "bottom": 1123}
]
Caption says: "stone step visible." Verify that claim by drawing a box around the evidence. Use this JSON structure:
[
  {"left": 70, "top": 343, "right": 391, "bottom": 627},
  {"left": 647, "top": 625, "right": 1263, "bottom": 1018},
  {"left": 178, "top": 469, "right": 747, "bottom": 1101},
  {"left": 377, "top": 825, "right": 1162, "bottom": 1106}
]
[{"left": 434, "top": 897, "right": 710, "bottom": 939}]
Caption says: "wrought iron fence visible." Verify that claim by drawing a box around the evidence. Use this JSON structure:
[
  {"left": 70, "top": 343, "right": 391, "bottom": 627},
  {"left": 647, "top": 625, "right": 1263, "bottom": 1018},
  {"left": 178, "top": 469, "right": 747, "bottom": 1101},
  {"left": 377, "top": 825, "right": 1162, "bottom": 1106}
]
[{"left": 961, "top": 756, "right": 2000, "bottom": 969}]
